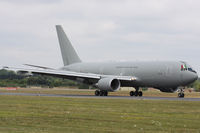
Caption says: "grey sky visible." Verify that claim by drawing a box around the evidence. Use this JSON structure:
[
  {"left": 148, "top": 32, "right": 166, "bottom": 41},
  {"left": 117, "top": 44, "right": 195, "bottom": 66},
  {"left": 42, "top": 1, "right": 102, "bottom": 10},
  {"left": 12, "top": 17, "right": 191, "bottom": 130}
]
[{"left": 0, "top": 0, "right": 200, "bottom": 74}]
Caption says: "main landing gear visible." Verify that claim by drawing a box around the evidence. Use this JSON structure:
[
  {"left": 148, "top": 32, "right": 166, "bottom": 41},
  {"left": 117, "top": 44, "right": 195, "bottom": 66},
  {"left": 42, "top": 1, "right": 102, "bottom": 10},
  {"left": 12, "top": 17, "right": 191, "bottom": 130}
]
[
  {"left": 130, "top": 87, "right": 143, "bottom": 97},
  {"left": 95, "top": 90, "right": 108, "bottom": 96},
  {"left": 178, "top": 88, "right": 184, "bottom": 98}
]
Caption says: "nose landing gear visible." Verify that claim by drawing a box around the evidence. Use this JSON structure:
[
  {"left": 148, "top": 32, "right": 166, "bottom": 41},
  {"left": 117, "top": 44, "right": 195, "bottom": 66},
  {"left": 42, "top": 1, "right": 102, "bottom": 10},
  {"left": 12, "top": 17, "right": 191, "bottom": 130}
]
[{"left": 178, "top": 88, "right": 184, "bottom": 98}]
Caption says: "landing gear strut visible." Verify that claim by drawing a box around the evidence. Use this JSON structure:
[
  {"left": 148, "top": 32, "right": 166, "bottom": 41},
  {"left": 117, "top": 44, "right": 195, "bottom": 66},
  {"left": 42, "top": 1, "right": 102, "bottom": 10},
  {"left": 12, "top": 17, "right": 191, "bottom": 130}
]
[
  {"left": 178, "top": 88, "right": 184, "bottom": 98},
  {"left": 130, "top": 87, "right": 143, "bottom": 97},
  {"left": 95, "top": 90, "right": 108, "bottom": 96}
]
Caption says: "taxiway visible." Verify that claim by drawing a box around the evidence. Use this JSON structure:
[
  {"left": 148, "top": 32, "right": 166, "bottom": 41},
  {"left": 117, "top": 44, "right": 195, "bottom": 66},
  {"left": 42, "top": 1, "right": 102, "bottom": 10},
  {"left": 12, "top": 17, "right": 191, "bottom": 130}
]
[{"left": 0, "top": 92, "right": 200, "bottom": 101}]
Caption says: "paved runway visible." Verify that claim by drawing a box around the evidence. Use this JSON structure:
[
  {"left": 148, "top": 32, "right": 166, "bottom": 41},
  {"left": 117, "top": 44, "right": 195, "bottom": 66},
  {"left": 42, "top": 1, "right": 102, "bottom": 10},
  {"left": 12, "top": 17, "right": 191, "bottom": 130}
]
[{"left": 0, "top": 92, "right": 200, "bottom": 101}]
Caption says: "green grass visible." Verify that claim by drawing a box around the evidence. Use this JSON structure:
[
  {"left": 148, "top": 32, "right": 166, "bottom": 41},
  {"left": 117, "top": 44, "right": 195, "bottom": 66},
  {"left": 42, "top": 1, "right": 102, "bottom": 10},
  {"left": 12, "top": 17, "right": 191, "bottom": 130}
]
[{"left": 0, "top": 96, "right": 200, "bottom": 133}]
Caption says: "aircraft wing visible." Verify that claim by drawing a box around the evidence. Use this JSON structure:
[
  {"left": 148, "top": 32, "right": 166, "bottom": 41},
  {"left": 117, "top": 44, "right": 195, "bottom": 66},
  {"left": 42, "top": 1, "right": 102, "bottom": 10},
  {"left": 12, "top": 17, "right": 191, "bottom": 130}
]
[
  {"left": 5, "top": 67, "right": 137, "bottom": 83},
  {"left": 23, "top": 64, "right": 55, "bottom": 70}
]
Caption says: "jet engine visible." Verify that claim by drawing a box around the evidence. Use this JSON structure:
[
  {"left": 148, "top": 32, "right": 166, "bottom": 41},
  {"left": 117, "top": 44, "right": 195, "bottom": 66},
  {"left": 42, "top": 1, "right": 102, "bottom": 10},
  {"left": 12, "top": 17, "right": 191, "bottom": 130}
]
[{"left": 97, "top": 78, "right": 121, "bottom": 92}]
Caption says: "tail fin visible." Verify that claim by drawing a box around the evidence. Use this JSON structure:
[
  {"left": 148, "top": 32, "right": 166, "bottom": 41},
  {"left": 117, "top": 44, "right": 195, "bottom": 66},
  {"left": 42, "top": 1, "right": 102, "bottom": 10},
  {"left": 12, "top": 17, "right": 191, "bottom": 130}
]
[{"left": 56, "top": 25, "right": 81, "bottom": 66}]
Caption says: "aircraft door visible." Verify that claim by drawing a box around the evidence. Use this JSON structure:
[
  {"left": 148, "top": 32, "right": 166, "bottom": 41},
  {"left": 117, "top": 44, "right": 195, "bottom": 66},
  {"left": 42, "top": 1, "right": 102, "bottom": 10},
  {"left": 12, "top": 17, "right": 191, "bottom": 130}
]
[
  {"left": 163, "top": 65, "right": 173, "bottom": 85},
  {"left": 119, "top": 67, "right": 133, "bottom": 76},
  {"left": 165, "top": 65, "right": 173, "bottom": 78}
]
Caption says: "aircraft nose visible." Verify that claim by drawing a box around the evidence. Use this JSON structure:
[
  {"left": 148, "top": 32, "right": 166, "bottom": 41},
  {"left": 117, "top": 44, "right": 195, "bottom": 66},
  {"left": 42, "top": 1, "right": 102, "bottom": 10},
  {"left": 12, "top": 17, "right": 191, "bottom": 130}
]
[
  {"left": 193, "top": 73, "right": 198, "bottom": 81},
  {"left": 187, "top": 72, "right": 198, "bottom": 83},
  {"left": 181, "top": 72, "right": 198, "bottom": 85}
]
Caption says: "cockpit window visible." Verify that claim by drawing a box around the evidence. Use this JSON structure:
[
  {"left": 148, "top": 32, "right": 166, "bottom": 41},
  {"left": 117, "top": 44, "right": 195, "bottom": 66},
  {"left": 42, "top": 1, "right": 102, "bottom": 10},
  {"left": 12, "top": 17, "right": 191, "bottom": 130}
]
[
  {"left": 180, "top": 61, "right": 197, "bottom": 73},
  {"left": 181, "top": 62, "right": 187, "bottom": 71},
  {"left": 188, "top": 67, "right": 197, "bottom": 73}
]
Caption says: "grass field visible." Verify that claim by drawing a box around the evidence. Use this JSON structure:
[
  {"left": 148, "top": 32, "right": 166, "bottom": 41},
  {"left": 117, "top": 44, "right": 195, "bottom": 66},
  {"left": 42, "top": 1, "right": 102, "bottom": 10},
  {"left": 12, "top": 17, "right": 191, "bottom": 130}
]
[{"left": 0, "top": 94, "right": 200, "bottom": 133}]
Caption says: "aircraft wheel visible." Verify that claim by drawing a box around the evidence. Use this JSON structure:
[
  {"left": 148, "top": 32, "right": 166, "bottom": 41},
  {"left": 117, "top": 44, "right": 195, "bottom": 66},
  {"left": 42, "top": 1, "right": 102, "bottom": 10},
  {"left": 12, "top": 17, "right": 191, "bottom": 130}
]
[
  {"left": 138, "top": 91, "right": 143, "bottom": 97},
  {"left": 95, "top": 90, "right": 100, "bottom": 96},
  {"left": 130, "top": 91, "right": 135, "bottom": 96},
  {"left": 100, "top": 91, "right": 104, "bottom": 96},
  {"left": 135, "top": 91, "right": 139, "bottom": 96},
  {"left": 178, "top": 93, "right": 184, "bottom": 98},
  {"left": 104, "top": 91, "right": 108, "bottom": 96}
]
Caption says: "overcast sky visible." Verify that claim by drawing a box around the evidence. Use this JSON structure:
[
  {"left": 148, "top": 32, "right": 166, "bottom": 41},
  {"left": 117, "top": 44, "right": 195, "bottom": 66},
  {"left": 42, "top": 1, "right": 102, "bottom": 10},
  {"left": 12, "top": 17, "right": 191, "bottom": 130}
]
[{"left": 0, "top": 0, "right": 200, "bottom": 74}]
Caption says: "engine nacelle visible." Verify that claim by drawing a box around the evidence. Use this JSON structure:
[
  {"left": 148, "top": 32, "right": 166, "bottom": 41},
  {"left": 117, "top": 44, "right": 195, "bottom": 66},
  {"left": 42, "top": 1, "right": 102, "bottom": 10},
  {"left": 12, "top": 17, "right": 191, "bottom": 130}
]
[
  {"left": 158, "top": 88, "right": 178, "bottom": 93},
  {"left": 97, "top": 78, "right": 121, "bottom": 92}
]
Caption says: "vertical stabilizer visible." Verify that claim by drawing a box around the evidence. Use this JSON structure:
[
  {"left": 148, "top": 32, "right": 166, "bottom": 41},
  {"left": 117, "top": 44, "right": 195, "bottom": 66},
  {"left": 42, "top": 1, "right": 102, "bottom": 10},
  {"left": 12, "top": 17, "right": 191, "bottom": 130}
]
[{"left": 56, "top": 25, "right": 81, "bottom": 66}]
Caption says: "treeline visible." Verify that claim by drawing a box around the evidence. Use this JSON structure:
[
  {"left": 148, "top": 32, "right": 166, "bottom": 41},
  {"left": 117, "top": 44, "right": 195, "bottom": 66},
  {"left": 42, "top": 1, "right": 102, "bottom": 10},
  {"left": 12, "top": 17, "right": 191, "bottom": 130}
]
[
  {"left": 190, "top": 79, "right": 200, "bottom": 92},
  {"left": 0, "top": 69, "right": 89, "bottom": 89}
]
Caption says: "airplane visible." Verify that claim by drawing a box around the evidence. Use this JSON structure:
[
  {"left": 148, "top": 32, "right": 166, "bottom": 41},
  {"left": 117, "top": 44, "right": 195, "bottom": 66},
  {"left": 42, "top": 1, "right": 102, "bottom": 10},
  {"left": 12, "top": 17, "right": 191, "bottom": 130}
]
[{"left": 9, "top": 25, "right": 198, "bottom": 98}]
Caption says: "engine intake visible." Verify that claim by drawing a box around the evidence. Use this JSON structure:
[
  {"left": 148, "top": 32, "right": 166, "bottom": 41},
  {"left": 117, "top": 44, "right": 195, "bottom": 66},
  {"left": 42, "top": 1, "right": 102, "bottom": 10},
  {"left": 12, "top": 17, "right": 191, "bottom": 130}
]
[{"left": 97, "top": 78, "right": 121, "bottom": 92}]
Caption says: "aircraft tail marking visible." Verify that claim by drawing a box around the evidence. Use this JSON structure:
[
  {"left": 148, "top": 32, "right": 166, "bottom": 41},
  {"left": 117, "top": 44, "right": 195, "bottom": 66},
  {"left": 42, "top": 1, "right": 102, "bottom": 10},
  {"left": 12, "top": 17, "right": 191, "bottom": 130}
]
[{"left": 56, "top": 25, "right": 81, "bottom": 66}]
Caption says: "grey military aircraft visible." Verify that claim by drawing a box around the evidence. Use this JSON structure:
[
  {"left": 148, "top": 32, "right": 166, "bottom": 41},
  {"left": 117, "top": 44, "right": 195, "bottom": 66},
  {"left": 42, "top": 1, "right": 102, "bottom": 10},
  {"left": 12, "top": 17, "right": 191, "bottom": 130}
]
[{"left": 14, "top": 25, "right": 198, "bottom": 98}]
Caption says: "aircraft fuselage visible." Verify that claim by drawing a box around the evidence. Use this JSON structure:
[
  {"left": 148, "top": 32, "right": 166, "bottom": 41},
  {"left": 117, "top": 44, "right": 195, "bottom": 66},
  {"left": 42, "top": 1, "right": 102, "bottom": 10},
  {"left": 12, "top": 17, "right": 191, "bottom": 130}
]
[{"left": 61, "top": 61, "right": 198, "bottom": 92}]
